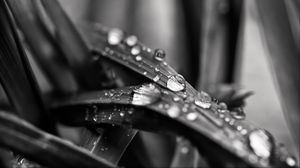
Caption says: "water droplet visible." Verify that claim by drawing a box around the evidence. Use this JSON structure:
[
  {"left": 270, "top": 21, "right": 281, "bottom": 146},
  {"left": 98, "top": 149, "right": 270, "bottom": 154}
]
[
  {"left": 120, "top": 112, "right": 125, "bottom": 117},
  {"left": 153, "top": 75, "right": 160, "bottom": 82},
  {"left": 173, "top": 96, "right": 180, "bottom": 102},
  {"left": 167, "top": 105, "right": 181, "bottom": 118},
  {"left": 181, "top": 146, "right": 189, "bottom": 154},
  {"left": 143, "top": 71, "right": 148, "bottom": 75},
  {"left": 153, "top": 49, "right": 166, "bottom": 61},
  {"left": 224, "top": 117, "right": 230, "bottom": 122},
  {"left": 166, "top": 75, "right": 186, "bottom": 92},
  {"left": 125, "top": 35, "right": 138, "bottom": 46},
  {"left": 219, "top": 102, "right": 228, "bottom": 110},
  {"left": 241, "top": 129, "right": 248, "bottom": 135},
  {"left": 132, "top": 84, "right": 161, "bottom": 106},
  {"left": 186, "top": 112, "right": 198, "bottom": 121},
  {"left": 135, "top": 55, "right": 142, "bottom": 61},
  {"left": 107, "top": 28, "right": 123, "bottom": 45},
  {"left": 248, "top": 129, "right": 274, "bottom": 159},
  {"left": 286, "top": 156, "right": 297, "bottom": 167},
  {"left": 194, "top": 91, "right": 212, "bottom": 109},
  {"left": 131, "top": 46, "right": 141, "bottom": 55},
  {"left": 230, "top": 107, "right": 246, "bottom": 120},
  {"left": 154, "top": 67, "right": 160, "bottom": 72}
]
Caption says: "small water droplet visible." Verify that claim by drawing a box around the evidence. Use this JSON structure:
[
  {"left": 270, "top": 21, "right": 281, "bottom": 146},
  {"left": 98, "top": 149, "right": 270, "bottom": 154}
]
[
  {"left": 120, "top": 112, "right": 125, "bottom": 117},
  {"left": 286, "top": 156, "right": 297, "bottom": 167},
  {"left": 230, "top": 107, "right": 246, "bottom": 120},
  {"left": 153, "top": 75, "right": 160, "bottom": 82},
  {"left": 224, "top": 117, "right": 230, "bottom": 122},
  {"left": 248, "top": 129, "right": 274, "bottom": 159},
  {"left": 125, "top": 35, "right": 138, "bottom": 46},
  {"left": 181, "top": 146, "right": 189, "bottom": 154},
  {"left": 132, "top": 84, "right": 161, "bottom": 106},
  {"left": 154, "top": 67, "right": 160, "bottom": 72},
  {"left": 194, "top": 91, "right": 212, "bottom": 109},
  {"left": 241, "top": 129, "right": 248, "bottom": 135},
  {"left": 167, "top": 75, "right": 186, "bottom": 92},
  {"left": 153, "top": 49, "right": 166, "bottom": 61},
  {"left": 131, "top": 46, "right": 141, "bottom": 55},
  {"left": 135, "top": 55, "right": 142, "bottom": 61},
  {"left": 107, "top": 28, "right": 123, "bottom": 45},
  {"left": 186, "top": 112, "right": 198, "bottom": 121},
  {"left": 219, "top": 102, "right": 228, "bottom": 110},
  {"left": 143, "top": 71, "right": 148, "bottom": 75},
  {"left": 173, "top": 96, "right": 180, "bottom": 102},
  {"left": 167, "top": 105, "right": 181, "bottom": 118}
]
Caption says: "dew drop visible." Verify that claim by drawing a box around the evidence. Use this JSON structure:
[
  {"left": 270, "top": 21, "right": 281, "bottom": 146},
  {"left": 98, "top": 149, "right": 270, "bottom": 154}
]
[
  {"left": 166, "top": 75, "right": 186, "bottom": 92},
  {"left": 173, "top": 96, "right": 180, "bottom": 102},
  {"left": 154, "top": 67, "right": 160, "bottom": 72},
  {"left": 153, "top": 49, "right": 166, "bottom": 61},
  {"left": 167, "top": 105, "right": 181, "bottom": 118},
  {"left": 230, "top": 107, "right": 246, "bottom": 120},
  {"left": 286, "top": 156, "right": 297, "bottom": 167},
  {"left": 135, "top": 55, "right": 142, "bottom": 61},
  {"left": 186, "top": 112, "right": 198, "bottom": 121},
  {"left": 132, "top": 84, "right": 161, "bottom": 106},
  {"left": 131, "top": 46, "right": 141, "bottom": 55},
  {"left": 153, "top": 75, "right": 160, "bottom": 82},
  {"left": 125, "top": 35, "right": 138, "bottom": 46},
  {"left": 120, "top": 112, "right": 125, "bottom": 117},
  {"left": 107, "top": 28, "right": 123, "bottom": 45},
  {"left": 143, "top": 71, "right": 148, "bottom": 75},
  {"left": 248, "top": 129, "right": 274, "bottom": 159},
  {"left": 181, "top": 146, "right": 189, "bottom": 154},
  {"left": 194, "top": 91, "right": 212, "bottom": 109}
]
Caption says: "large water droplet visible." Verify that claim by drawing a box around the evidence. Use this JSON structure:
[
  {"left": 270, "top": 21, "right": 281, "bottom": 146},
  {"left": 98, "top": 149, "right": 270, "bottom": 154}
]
[
  {"left": 107, "top": 28, "right": 123, "bottom": 45},
  {"left": 132, "top": 84, "right": 161, "bottom": 106},
  {"left": 230, "top": 107, "right": 246, "bottom": 120},
  {"left": 131, "top": 46, "right": 141, "bottom": 55},
  {"left": 248, "top": 129, "right": 274, "bottom": 159},
  {"left": 153, "top": 49, "right": 166, "bottom": 61},
  {"left": 194, "top": 91, "right": 212, "bottom": 109},
  {"left": 125, "top": 35, "right": 138, "bottom": 47},
  {"left": 167, "top": 75, "right": 186, "bottom": 92},
  {"left": 167, "top": 105, "right": 181, "bottom": 118}
]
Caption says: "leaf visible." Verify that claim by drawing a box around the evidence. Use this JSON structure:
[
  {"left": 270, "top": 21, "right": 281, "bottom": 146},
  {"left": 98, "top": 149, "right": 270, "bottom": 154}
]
[{"left": 0, "top": 110, "right": 115, "bottom": 168}]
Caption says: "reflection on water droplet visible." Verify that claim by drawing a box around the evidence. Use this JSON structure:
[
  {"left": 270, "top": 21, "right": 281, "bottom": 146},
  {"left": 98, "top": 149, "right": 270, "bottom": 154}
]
[
  {"left": 173, "top": 96, "right": 180, "bottom": 102},
  {"left": 132, "top": 84, "right": 161, "bottom": 106},
  {"left": 167, "top": 75, "right": 186, "bottom": 92},
  {"left": 131, "top": 46, "right": 141, "bottom": 55},
  {"left": 135, "top": 55, "right": 142, "bottom": 61},
  {"left": 286, "top": 156, "right": 297, "bottom": 167},
  {"left": 230, "top": 108, "right": 246, "bottom": 120},
  {"left": 194, "top": 91, "right": 212, "bottom": 109},
  {"left": 155, "top": 67, "right": 160, "bottom": 72},
  {"left": 125, "top": 35, "right": 138, "bottom": 46},
  {"left": 167, "top": 105, "right": 181, "bottom": 118},
  {"left": 181, "top": 146, "right": 189, "bottom": 154},
  {"left": 153, "top": 49, "right": 166, "bottom": 61},
  {"left": 153, "top": 75, "right": 160, "bottom": 82},
  {"left": 107, "top": 28, "right": 123, "bottom": 45},
  {"left": 186, "top": 112, "right": 198, "bottom": 121},
  {"left": 248, "top": 129, "right": 274, "bottom": 159},
  {"left": 143, "top": 71, "right": 147, "bottom": 75}
]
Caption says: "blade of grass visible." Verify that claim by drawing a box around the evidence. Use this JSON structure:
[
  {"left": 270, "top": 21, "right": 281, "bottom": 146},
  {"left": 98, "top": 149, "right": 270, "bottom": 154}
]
[
  {"left": 38, "top": 0, "right": 137, "bottom": 164},
  {"left": 5, "top": 0, "right": 78, "bottom": 94},
  {"left": 0, "top": 110, "right": 116, "bottom": 168},
  {"left": 52, "top": 84, "right": 294, "bottom": 168},
  {"left": 0, "top": 0, "right": 54, "bottom": 132}
]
